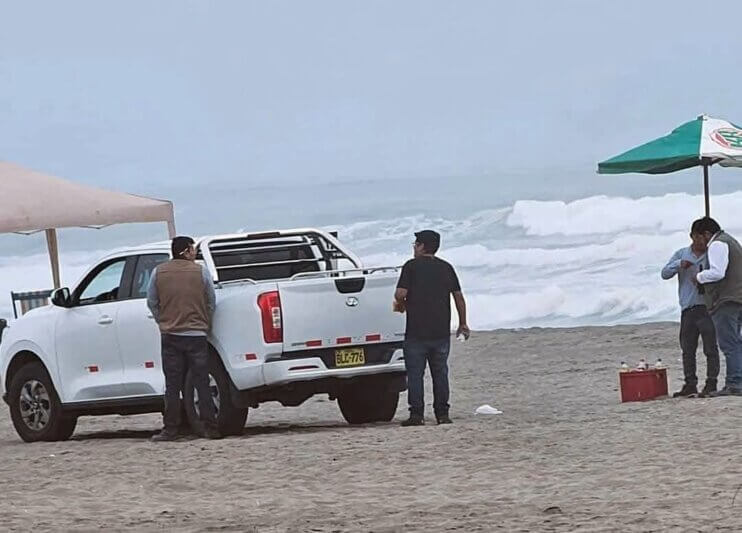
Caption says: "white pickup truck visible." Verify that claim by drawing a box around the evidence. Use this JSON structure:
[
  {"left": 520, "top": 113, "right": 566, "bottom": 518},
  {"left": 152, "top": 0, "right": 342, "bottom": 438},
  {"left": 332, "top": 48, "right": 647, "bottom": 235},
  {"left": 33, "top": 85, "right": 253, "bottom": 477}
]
[{"left": 0, "top": 229, "right": 407, "bottom": 442}]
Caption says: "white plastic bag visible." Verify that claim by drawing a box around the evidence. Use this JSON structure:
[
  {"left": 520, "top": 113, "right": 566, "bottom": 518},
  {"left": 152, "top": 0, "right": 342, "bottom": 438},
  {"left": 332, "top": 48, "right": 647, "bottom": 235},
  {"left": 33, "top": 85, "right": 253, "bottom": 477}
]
[{"left": 475, "top": 404, "right": 502, "bottom": 415}]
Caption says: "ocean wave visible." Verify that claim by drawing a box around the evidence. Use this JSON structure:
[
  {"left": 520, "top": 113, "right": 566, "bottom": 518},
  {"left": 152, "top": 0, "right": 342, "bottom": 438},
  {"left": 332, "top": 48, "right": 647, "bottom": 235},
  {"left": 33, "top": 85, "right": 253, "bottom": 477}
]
[
  {"left": 0, "top": 192, "right": 723, "bottom": 328},
  {"left": 506, "top": 191, "right": 742, "bottom": 236}
]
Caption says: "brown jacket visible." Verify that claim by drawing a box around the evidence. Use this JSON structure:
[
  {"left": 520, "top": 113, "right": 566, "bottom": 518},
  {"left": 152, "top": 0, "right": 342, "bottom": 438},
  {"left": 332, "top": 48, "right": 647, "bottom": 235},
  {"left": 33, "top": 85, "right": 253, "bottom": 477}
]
[{"left": 151, "top": 259, "right": 213, "bottom": 333}]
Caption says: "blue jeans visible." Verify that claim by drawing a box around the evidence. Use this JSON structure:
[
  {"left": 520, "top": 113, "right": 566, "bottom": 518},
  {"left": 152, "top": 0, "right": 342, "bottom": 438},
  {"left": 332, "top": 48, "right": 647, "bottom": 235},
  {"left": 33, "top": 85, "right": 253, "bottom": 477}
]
[
  {"left": 404, "top": 338, "right": 451, "bottom": 417},
  {"left": 710, "top": 302, "right": 742, "bottom": 389}
]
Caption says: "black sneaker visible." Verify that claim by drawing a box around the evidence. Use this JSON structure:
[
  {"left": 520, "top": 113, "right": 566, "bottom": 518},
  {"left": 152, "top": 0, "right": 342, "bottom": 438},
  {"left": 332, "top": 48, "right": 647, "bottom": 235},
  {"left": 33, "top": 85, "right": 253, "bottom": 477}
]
[
  {"left": 201, "top": 426, "right": 223, "bottom": 440},
  {"left": 436, "top": 415, "right": 453, "bottom": 425},
  {"left": 151, "top": 429, "right": 179, "bottom": 442},
  {"left": 177, "top": 423, "right": 195, "bottom": 436},
  {"left": 698, "top": 382, "right": 717, "bottom": 398},
  {"left": 400, "top": 416, "right": 425, "bottom": 427},
  {"left": 672, "top": 384, "right": 698, "bottom": 398},
  {"left": 708, "top": 387, "right": 742, "bottom": 397}
]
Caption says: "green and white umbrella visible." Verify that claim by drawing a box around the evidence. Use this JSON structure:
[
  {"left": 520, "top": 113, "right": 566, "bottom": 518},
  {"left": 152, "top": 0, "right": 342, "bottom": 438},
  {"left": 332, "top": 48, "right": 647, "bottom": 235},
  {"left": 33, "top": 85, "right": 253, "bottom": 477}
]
[{"left": 598, "top": 115, "right": 742, "bottom": 215}]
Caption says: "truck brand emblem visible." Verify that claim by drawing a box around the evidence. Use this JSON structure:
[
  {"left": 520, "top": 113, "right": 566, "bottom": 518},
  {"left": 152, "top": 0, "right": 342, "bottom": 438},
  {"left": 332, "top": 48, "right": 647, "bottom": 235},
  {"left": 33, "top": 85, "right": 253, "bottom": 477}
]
[{"left": 345, "top": 296, "right": 359, "bottom": 307}]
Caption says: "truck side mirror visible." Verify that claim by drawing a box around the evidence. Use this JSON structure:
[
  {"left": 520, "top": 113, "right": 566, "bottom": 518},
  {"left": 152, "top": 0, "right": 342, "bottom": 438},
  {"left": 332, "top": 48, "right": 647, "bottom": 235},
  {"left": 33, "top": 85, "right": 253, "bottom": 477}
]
[{"left": 51, "top": 287, "right": 72, "bottom": 308}]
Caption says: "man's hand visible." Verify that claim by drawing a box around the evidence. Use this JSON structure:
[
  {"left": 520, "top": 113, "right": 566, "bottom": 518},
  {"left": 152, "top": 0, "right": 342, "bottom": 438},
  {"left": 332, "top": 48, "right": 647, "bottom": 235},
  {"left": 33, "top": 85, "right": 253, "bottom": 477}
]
[
  {"left": 394, "top": 287, "right": 408, "bottom": 313},
  {"left": 681, "top": 260, "right": 693, "bottom": 269},
  {"left": 457, "top": 324, "right": 471, "bottom": 340}
]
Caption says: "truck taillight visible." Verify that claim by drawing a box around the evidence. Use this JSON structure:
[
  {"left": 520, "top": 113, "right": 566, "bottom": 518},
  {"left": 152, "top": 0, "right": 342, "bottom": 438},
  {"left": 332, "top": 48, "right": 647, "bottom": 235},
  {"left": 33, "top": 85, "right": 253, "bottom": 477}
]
[{"left": 258, "top": 291, "right": 282, "bottom": 343}]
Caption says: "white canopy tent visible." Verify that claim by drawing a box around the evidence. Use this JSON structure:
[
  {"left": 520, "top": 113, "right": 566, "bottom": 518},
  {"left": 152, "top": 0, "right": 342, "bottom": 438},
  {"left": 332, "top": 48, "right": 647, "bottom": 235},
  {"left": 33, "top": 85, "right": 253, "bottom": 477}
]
[{"left": 0, "top": 161, "right": 176, "bottom": 289}]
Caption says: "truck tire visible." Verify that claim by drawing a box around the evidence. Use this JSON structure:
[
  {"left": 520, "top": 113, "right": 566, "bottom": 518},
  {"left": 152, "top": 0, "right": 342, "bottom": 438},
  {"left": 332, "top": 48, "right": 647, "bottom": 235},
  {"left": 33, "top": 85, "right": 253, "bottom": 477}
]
[
  {"left": 183, "top": 356, "right": 247, "bottom": 437},
  {"left": 338, "top": 381, "right": 399, "bottom": 424},
  {"left": 8, "top": 362, "right": 77, "bottom": 442}
]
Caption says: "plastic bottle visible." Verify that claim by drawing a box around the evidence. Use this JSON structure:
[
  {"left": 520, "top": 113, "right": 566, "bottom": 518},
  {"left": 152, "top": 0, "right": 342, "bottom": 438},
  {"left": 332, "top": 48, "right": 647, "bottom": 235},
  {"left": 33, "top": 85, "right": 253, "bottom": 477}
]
[
  {"left": 620, "top": 362, "right": 630, "bottom": 372},
  {"left": 654, "top": 358, "right": 664, "bottom": 369},
  {"left": 637, "top": 358, "right": 647, "bottom": 370}
]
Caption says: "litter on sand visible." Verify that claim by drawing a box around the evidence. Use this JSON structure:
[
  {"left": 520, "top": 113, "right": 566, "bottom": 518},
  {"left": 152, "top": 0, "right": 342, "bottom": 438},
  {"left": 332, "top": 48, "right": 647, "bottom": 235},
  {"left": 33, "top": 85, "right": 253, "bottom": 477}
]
[{"left": 475, "top": 404, "right": 503, "bottom": 415}]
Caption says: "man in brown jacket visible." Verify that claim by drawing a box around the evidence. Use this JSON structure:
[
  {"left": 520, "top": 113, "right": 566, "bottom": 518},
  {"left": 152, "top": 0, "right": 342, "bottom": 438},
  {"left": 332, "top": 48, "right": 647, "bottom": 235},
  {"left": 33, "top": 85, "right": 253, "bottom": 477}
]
[{"left": 147, "top": 236, "right": 220, "bottom": 441}]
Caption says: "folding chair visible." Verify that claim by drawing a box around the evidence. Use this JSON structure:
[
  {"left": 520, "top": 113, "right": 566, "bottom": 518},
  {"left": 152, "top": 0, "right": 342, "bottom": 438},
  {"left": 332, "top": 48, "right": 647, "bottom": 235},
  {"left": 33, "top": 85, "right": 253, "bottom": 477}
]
[{"left": 10, "top": 289, "right": 54, "bottom": 319}]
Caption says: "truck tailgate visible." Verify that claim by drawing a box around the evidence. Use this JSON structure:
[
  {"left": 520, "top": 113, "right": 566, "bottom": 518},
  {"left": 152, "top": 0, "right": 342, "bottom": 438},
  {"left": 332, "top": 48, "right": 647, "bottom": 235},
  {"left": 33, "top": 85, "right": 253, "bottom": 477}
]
[{"left": 277, "top": 274, "right": 405, "bottom": 352}]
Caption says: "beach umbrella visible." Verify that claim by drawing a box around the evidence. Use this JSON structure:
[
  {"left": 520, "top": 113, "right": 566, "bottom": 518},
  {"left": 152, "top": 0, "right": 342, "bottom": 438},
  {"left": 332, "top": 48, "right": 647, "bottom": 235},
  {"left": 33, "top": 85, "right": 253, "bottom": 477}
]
[{"left": 598, "top": 115, "right": 742, "bottom": 216}]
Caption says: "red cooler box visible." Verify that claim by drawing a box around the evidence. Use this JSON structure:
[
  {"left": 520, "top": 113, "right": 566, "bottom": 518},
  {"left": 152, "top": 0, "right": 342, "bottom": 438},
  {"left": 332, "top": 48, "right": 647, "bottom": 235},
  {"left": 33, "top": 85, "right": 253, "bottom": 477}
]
[{"left": 619, "top": 368, "right": 668, "bottom": 402}]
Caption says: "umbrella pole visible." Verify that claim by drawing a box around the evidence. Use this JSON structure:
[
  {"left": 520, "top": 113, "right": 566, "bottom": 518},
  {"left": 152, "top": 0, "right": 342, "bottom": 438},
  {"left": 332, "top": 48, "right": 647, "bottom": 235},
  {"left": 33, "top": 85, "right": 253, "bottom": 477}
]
[
  {"left": 45, "top": 229, "right": 61, "bottom": 289},
  {"left": 703, "top": 163, "right": 710, "bottom": 217}
]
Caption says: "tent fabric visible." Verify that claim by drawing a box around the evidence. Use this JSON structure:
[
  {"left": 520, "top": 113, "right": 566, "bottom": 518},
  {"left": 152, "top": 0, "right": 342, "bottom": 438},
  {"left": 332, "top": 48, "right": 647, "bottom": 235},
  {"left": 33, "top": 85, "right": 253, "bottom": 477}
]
[{"left": 0, "top": 161, "right": 175, "bottom": 234}]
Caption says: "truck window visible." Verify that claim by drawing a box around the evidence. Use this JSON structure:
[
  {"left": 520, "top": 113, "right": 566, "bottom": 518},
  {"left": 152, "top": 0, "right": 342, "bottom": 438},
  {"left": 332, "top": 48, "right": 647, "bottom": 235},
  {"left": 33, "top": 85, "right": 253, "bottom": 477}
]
[
  {"left": 213, "top": 244, "right": 320, "bottom": 282},
  {"left": 78, "top": 259, "right": 127, "bottom": 305},
  {"left": 130, "top": 254, "right": 170, "bottom": 299}
]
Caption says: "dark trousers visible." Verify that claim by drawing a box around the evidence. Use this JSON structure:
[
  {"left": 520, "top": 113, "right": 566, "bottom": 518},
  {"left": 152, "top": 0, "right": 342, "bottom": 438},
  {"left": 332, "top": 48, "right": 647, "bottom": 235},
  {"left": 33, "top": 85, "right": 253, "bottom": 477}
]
[
  {"left": 161, "top": 334, "right": 217, "bottom": 431},
  {"left": 404, "top": 338, "right": 451, "bottom": 417},
  {"left": 709, "top": 302, "right": 742, "bottom": 389},
  {"left": 680, "top": 305, "right": 720, "bottom": 388}
]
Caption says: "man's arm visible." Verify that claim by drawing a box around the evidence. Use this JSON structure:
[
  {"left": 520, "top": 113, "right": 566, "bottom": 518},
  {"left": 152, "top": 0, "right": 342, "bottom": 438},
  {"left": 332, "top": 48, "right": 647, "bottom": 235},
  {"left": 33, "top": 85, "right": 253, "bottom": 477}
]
[
  {"left": 661, "top": 249, "right": 683, "bottom": 280},
  {"left": 146, "top": 268, "right": 160, "bottom": 322},
  {"left": 394, "top": 262, "right": 411, "bottom": 312},
  {"left": 202, "top": 266, "right": 216, "bottom": 317},
  {"left": 449, "top": 265, "right": 469, "bottom": 338},
  {"left": 453, "top": 291, "right": 469, "bottom": 338},
  {"left": 697, "top": 241, "right": 729, "bottom": 284}
]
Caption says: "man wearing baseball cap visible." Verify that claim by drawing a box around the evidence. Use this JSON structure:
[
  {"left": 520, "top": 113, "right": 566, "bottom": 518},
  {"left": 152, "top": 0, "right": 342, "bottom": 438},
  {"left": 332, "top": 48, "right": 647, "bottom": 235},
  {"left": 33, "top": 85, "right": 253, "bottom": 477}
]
[{"left": 394, "top": 230, "right": 469, "bottom": 426}]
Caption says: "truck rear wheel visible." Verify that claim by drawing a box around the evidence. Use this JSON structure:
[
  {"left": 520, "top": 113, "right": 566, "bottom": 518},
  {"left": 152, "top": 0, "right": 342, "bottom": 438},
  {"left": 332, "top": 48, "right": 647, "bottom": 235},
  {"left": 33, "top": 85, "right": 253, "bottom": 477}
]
[
  {"left": 338, "top": 381, "right": 399, "bottom": 424},
  {"left": 183, "top": 356, "right": 247, "bottom": 436},
  {"left": 8, "top": 362, "right": 77, "bottom": 442}
]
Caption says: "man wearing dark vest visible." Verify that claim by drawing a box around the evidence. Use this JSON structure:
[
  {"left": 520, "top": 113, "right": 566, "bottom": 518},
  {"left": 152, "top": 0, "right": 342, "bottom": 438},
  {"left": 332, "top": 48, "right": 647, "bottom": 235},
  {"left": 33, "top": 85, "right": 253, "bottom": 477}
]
[
  {"left": 147, "top": 236, "right": 221, "bottom": 440},
  {"left": 695, "top": 217, "right": 742, "bottom": 396}
]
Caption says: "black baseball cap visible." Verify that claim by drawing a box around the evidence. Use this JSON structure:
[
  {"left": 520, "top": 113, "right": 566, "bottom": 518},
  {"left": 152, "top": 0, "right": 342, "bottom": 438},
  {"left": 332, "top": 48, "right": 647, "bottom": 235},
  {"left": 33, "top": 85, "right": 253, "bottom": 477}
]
[{"left": 415, "top": 230, "right": 441, "bottom": 250}]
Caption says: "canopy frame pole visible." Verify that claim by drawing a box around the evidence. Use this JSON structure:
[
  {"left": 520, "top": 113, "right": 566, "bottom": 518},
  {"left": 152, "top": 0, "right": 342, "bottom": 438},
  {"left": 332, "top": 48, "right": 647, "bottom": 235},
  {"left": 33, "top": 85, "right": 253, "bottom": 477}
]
[
  {"left": 702, "top": 158, "right": 711, "bottom": 217},
  {"left": 45, "top": 229, "right": 61, "bottom": 289}
]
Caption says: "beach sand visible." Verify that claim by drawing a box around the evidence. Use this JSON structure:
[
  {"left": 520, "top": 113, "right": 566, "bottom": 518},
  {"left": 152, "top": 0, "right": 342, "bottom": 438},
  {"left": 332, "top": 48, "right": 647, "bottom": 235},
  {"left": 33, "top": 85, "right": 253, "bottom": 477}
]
[{"left": 1, "top": 322, "right": 740, "bottom": 532}]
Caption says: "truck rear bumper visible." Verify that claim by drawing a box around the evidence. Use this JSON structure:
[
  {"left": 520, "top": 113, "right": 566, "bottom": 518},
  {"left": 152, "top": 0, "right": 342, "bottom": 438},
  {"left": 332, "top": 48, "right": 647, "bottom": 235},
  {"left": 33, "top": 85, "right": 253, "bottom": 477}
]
[
  {"left": 231, "top": 367, "right": 407, "bottom": 408},
  {"left": 262, "top": 347, "right": 406, "bottom": 387}
]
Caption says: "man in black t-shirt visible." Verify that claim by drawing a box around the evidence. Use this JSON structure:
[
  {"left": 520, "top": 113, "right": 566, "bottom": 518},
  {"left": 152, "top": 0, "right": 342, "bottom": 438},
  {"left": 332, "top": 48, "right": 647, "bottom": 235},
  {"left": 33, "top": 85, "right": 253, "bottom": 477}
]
[{"left": 394, "top": 230, "right": 469, "bottom": 426}]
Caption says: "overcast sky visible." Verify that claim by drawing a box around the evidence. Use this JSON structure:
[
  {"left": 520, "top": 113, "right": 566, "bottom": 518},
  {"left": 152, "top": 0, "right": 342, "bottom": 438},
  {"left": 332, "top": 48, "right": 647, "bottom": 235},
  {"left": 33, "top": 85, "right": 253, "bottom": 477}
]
[{"left": 2, "top": 0, "right": 742, "bottom": 193}]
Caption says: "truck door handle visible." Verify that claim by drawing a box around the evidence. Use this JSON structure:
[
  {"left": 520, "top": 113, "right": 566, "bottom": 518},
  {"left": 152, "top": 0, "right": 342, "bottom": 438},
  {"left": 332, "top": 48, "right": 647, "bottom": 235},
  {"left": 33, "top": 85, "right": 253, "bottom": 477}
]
[
  {"left": 98, "top": 316, "right": 114, "bottom": 325},
  {"left": 146, "top": 313, "right": 154, "bottom": 319}
]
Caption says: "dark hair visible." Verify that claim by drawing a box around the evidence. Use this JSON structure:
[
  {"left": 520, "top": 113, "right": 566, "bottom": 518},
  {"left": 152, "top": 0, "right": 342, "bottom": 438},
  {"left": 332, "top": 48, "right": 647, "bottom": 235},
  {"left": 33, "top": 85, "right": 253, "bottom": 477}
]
[
  {"left": 423, "top": 242, "right": 440, "bottom": 254},
  {"left": 171, "top": 236, "right": 195, "bottom": 257},
  {"left": 415, "top": 230, "right": 441, "bottom": 254},
  {"left": 691, "top": 217, "right": 721, "bottom": 235}
]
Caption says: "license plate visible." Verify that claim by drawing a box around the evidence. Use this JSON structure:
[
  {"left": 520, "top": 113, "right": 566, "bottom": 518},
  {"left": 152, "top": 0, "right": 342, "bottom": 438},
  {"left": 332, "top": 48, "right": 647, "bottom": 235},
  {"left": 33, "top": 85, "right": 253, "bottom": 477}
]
[{"left": 335, "top": 348, "right": 365, "bottom": 367}]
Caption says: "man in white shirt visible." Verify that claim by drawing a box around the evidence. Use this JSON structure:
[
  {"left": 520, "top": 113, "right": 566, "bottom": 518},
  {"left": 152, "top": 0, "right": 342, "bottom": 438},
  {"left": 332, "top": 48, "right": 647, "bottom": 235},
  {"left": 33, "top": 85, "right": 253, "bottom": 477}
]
[{"left": 695, "top": 217, "right": 742, "bottom": 396}]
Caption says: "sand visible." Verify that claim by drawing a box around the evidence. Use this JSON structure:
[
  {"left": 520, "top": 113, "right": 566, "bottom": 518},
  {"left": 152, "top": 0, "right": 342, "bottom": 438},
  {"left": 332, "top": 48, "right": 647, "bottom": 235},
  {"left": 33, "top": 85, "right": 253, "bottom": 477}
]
[{"left": 1, "top": 322, "right": 740, "bottom": 532}]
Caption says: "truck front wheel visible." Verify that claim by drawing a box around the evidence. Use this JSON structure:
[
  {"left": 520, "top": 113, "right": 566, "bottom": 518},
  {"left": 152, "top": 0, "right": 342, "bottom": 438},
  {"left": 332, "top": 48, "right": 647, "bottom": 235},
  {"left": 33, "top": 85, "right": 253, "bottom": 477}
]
[{"left": 8, "top": 362, "right": 77, "bottom": 442}]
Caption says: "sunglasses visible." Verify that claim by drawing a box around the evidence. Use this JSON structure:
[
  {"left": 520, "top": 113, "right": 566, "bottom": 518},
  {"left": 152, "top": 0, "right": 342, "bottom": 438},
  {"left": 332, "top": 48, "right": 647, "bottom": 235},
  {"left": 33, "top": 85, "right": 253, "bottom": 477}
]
[{"left": 178, "top": 244, "right": 195, "bottom": 256}]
